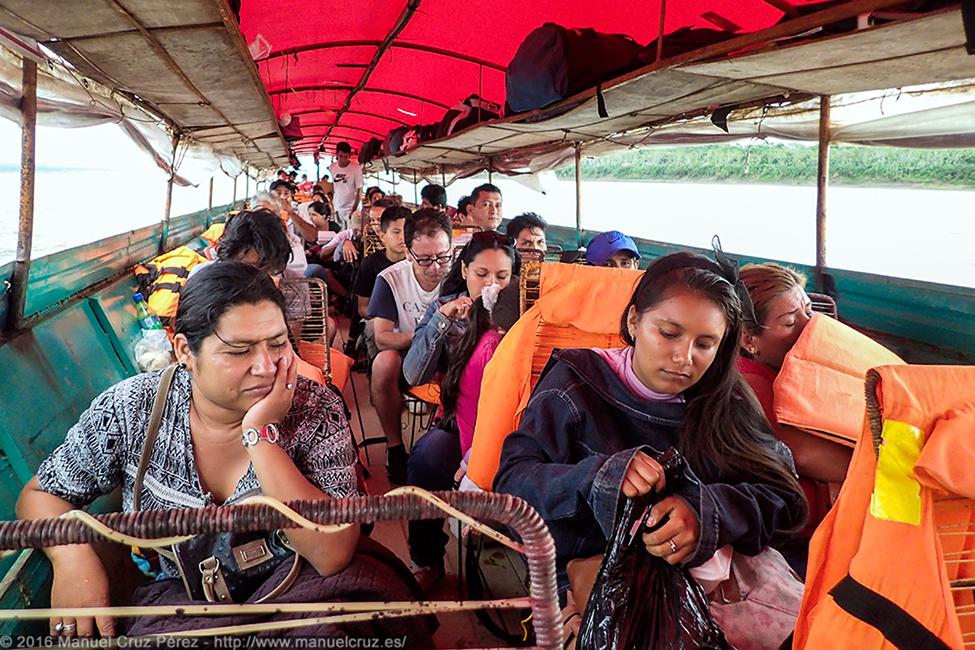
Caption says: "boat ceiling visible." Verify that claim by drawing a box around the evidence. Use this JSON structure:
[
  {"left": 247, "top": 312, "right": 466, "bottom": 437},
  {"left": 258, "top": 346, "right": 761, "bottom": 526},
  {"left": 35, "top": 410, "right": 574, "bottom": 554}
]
[
  {"left": 391, "top": 6, "right": 975, "bottom": 177},
  {"left": 0, "top": 0, "right": 290, "bottom": 169},
  {"left": 237, "top": 0, "right": 972, "bottom": 177}
]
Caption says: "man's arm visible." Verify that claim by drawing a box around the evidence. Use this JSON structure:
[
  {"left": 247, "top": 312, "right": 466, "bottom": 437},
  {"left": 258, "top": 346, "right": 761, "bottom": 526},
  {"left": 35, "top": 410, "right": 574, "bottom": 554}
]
[
  {"left": 289, "top": 212, "right": 318, "bottom": 243},
  {"left": 357, "top": 296, "right": 371, "bottom": 319},
  {"left": 373, "top": 317, "right": 412, "bottom": 351}
]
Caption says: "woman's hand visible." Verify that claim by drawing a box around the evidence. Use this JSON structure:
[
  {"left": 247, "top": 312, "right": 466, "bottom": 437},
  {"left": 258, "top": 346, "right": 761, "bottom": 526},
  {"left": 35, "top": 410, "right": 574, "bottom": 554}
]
[
  {"left": 49, "top": 553, "right": 114, "bottom": 637},
  {"left": 242, "top": 350, "right": 297, "bottom": 432},
  {"left": 342, "top": 240, "right": 359, "bottom": 263},
  {"left": 621, "top": 451, "right": 666, "bottom": 498},
  {"left": 439, "top": 296, "right": 474, "bottom": 319},
  {"left": 641, "top": 496, "right": 701, "bottom": 565}
]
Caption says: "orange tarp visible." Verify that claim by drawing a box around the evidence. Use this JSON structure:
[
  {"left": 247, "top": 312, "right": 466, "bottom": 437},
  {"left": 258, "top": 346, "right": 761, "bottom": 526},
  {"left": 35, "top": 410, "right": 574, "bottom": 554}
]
[{"left": 466, "top": 263, "right": 640, "bottom": 490}]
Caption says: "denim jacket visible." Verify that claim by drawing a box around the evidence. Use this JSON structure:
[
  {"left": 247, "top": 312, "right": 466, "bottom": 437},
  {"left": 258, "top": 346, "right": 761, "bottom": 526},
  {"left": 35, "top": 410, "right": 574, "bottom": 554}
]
[
  {"left": 403, "top": 291, "right": 468, "bottom": 386},
  {"left": 493, "top": 348, "right": 805, "bottom": 588}
]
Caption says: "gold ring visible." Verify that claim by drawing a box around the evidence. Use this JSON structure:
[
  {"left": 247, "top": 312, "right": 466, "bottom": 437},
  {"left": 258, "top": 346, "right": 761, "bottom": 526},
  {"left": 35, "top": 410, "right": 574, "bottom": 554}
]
[{"left": 668, "top": 538, "right": 678, "bottom": 554}]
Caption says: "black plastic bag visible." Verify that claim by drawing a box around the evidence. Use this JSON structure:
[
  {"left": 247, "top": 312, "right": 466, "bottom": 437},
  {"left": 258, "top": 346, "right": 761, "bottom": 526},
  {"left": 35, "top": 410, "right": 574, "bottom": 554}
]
[{"left": 578, "top": 448, "right": 731, "bottom": 650}]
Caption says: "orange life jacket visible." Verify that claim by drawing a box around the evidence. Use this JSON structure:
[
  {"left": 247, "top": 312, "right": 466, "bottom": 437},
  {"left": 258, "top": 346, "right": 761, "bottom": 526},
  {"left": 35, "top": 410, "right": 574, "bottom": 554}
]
[
  {"left": 466, "top": 263, "right": 639, "bottom": 490},
  {"left": 795, "top": 364, "right": 975, "bottom": 650},
  {"left": 773, "top": 313, "right": 904, "bottom": 447}
]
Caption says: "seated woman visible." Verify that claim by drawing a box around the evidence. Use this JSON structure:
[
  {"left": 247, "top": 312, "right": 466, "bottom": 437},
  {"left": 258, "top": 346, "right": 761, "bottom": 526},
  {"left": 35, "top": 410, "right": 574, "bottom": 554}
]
[
  {"left": 406, "top": 282, "right": 521, "bottom": 589},
  {"left": 16, "top": 262, "right": 431, "bottom": 644},
  {"left": 403, "top": 230, "right": 519, "bottom": 386},
  {"left": 738, "top": 263, "right": 854, "bottom": 543},
  {"left": 494, "top": 252, "right": 807, "bottom": 597},
  {"left": 192, "top": 208, "right": 337, "bottom": 348}
]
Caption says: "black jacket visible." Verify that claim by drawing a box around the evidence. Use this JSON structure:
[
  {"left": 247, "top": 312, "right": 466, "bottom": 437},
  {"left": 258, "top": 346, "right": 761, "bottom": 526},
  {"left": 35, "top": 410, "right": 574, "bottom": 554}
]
[{"left": 493, "top": 348, "right": 804, "bottom": 588}]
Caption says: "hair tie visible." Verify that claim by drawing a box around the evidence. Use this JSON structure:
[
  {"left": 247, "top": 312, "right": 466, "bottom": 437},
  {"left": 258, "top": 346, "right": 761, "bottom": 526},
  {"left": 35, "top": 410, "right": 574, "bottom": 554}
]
[
  {"left": 711, "top": 235, "right": 759, "bottom": 324},
  {"left": 480, "top": 283, "right": 502, "bottom": 314}
]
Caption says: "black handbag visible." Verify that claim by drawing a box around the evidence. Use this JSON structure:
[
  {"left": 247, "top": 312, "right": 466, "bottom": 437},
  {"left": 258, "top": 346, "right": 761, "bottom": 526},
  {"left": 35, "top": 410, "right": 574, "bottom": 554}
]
[{"left": 133, "top": 365, "right": 301, "bottom": 603}]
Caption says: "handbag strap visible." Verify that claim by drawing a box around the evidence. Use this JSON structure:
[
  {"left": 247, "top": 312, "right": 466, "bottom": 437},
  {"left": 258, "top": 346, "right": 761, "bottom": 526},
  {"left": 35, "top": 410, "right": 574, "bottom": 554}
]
[{"left": 133, "top": 364, "right": 179, "bottom": 512}]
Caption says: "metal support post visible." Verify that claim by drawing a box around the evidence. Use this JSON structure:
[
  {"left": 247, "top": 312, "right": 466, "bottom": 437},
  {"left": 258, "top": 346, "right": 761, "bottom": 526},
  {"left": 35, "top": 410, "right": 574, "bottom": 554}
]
[
  {"left": 206, "top": 177, "right": 214, "bottom": 227},
  {"left": 7, "top": 59, "right": 37, "bottom": 332},
  {"left": 575, "top": 144, "right": 583, "bottom": 249},
  {"left": 815, "top": 95, "right": 831, "bottom": 291},
  {"left": 160, "top": 133, "right": 180, "bottom": 253}
]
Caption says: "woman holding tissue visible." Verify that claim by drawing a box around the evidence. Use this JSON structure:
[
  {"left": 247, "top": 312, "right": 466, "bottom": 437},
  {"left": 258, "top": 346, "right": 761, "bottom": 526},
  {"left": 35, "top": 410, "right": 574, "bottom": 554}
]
[{"left": 404, "top": 232, "right": 520, "bottom": 589}]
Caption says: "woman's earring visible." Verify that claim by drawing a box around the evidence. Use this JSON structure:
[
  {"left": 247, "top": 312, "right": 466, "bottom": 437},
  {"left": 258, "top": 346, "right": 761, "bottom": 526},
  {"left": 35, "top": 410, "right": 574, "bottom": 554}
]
[
  {"left": 178, "top": 361, "right": 187, "bottom": 369},
  {"left": 749, "top": 347, "right": 758, "bottom": 356}
]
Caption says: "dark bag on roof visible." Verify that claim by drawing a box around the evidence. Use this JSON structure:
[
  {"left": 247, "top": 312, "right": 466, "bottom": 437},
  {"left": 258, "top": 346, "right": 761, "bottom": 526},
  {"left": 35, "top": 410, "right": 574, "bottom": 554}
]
[
  {"left": 383, "top": 125, "right": 420, "bottom": 156},
  {"left": 435, "top": 94, "right": 503, "bottom": 138},
  {"left": 637, "top": 27, "right": 736, "bottom": 66},
  {"left": 359, "top": 137, "right": 383, "bottom": 165},
  {"left": 505, "top": 23, "right": 642, "bottom": 115}
]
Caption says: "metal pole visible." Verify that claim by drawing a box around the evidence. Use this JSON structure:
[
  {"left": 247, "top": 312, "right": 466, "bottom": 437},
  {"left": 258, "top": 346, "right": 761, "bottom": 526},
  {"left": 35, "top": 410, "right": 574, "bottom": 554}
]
[
  {"left": 232, "top": 175, "right": 238, "bottom": 206},
  {"left": 656, "top": 0, "right": 668, "bottom": 61},
  {"left": 160, "top": 133, "right": 179, "bottom": 253},
  {"left": 206, "top": 177, "right": 214, "bottom": 227},
  {"left": 7, "top": 59, "right": 37, "bottom": 332},
  {"left": 413, "top": 170, "right": 419, "bottom": 205},
  {"left": 245, "top": 171, "right": 250, "bottom": 204},
  {"left": 315, "top": 158, "right": 320, "bottom": 182},
  {"left": 815, "top": 95, "right": 831, "bottom": 291},
  {"left": 488, "top": 158, "right": 494, "bottom": 184},
  {"left": 575, "top": 144, "right": 583, "bottom": 249}
]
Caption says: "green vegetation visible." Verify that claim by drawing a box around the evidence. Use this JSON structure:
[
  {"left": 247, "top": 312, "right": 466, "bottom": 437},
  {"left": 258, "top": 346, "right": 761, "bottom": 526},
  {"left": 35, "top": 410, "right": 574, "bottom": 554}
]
[{"left": 556, "top": 143, "right": 975, "bottom": 188}]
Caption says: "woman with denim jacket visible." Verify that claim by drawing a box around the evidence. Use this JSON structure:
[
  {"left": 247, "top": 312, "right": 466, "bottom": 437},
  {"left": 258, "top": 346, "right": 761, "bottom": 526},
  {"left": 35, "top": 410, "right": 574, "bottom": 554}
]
[
  {"left": 494, "top": 251, "right": 808, "bottom": 592},
  {"left": 403, "top": 231, "right": 520, "bottom": 386}
]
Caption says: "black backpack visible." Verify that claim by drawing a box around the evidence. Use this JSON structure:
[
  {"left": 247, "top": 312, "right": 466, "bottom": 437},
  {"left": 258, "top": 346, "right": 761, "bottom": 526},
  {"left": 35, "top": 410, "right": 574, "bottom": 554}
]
[
  {"left": 358, "top": 137, "right": 383, "bottom": 165},
  {"left": 435, "top": 95, "right": 502, "bottom": 139},
  {"left": 505, "top": 23, "right": 642, "bottom": 115},
  {"left": 383, "top": 125, "right": 420, "bottom": 156}
]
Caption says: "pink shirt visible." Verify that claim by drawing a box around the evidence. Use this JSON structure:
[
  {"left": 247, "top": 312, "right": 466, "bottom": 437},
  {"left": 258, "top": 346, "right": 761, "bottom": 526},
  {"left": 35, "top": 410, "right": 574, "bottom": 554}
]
[
  {"left": 592, "top": 347, "right": 684, "bottom": 403},
  {"left": 456, "top": 329, "right": 504, "bottom": 455}
]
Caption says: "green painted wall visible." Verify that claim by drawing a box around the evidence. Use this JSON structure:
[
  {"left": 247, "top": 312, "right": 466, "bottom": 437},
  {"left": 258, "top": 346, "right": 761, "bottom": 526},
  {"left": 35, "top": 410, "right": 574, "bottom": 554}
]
[{"left": 0, "top": 203, "right": 236, "bottom": 632}]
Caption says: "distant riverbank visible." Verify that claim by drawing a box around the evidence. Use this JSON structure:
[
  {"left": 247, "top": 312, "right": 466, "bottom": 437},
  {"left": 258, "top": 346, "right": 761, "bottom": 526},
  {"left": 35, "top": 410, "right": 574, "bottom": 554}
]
[{"left": 555, "top": 144, "right": 975, "bottom": 190}]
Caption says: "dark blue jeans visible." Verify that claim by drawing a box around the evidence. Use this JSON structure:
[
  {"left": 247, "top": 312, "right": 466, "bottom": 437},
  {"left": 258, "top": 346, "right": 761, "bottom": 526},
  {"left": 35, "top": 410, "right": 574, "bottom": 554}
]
[{"left": 407, "top": 427, "right": 461, "bottom": 567}]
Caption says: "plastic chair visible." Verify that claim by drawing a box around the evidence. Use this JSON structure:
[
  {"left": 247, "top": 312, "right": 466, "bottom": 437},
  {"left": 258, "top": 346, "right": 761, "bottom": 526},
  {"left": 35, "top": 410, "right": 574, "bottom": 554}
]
[
  {"left": 468, "top": 262, "right": 643, "bottom": 492},
  {"left": 454, "top": 263, "right": 639, "bottom": 643},
  {"left": 404, "top": 383, "right": 441, "bottom": 451},
  {"left": 807, "top": 291, "right": 838, "bottom": 319},
  {"left": 283, "top": 276, "right": 369, "bottom": 465}
]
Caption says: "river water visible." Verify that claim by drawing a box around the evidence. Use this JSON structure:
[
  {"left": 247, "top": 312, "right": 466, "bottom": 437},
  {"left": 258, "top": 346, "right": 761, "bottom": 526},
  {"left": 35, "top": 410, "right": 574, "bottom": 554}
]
[{"left": 1, "top": 172, "right": 972, "bottom": 288}]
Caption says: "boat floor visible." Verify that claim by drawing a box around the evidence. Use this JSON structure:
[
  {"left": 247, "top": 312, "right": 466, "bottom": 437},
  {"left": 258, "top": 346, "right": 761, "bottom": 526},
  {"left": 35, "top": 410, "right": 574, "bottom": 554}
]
[{"left": 336, "top": 329, "right": 530, "bottom": 649}]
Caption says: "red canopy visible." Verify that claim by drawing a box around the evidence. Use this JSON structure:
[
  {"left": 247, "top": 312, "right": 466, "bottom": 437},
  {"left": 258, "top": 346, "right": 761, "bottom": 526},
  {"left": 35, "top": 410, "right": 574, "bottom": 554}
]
[{"left": 239, "top": 0, "right": 816, "bottom": 156}]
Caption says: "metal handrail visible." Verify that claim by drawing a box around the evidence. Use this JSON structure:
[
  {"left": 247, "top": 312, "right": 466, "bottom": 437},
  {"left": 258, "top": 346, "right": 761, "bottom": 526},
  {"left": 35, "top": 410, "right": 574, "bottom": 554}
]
[{"left": 0, "top": 492, "right": 563, "bottom": 648}]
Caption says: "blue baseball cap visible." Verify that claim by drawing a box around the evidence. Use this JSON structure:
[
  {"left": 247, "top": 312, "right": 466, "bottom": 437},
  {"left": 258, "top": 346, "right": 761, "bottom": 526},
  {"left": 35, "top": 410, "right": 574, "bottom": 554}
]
[{"left": 586, "top": 230, "right": 641, "bottom": 267}]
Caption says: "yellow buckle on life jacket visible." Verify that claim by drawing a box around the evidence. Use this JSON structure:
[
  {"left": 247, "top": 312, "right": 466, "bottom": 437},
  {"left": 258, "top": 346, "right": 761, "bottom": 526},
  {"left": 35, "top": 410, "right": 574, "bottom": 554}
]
[{"left": 870, "top": 419, "right": 924, "bottom": 526}]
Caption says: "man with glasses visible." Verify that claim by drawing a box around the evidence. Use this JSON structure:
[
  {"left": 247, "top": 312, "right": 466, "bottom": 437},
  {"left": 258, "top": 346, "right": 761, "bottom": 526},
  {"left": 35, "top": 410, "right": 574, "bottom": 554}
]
[{"left": 367, "top": 209, "right": 453, "bottom": 484}]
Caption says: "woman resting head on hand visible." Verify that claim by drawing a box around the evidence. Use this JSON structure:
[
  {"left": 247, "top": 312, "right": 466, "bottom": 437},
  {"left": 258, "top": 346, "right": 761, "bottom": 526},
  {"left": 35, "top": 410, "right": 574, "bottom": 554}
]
[{"left": 16, "top": 262, "right": 432, "bottom": 644}]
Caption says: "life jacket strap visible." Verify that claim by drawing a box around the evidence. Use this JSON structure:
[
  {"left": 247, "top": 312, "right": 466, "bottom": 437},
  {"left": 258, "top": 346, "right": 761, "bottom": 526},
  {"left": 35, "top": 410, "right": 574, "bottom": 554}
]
[{"left": 829, "top": 575, "right": 951, "bottom": 650}]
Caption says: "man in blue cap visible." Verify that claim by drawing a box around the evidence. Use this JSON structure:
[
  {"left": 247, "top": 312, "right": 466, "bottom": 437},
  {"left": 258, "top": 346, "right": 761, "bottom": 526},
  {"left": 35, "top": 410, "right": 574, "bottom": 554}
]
[{"left": 585, "top": 230, "right": 641, "bottom": 269}]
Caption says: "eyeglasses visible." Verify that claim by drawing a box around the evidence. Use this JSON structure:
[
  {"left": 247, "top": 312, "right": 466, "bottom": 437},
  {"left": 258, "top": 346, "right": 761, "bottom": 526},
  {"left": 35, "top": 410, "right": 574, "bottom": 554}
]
[
  {"left": 408, "top": 246, "right": 453, "bottom": 267},
  {"left": 471, "top": 230, "right": 514, "bottom": 247}
]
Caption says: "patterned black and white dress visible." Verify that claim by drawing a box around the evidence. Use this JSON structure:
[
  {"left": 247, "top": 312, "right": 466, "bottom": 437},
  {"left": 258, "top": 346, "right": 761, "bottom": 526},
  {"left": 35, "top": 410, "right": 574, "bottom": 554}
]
[{"left": 36, "top": 367, "right": 358, "bottom": 578}]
